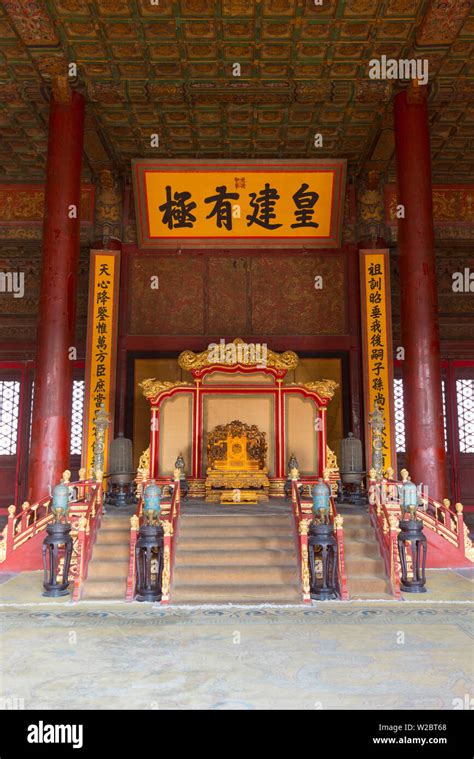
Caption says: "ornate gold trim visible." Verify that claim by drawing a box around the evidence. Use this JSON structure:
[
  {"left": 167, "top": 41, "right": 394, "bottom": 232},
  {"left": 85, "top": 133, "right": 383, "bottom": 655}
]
[
  {"left": 290, "top": 379, "right": 338, "bottom": 400},
  {"left": 178, "top": 338, "right": 298, "bottom": 372},
  {"left": 140, "top": 378, "right": 193, "bottom": 400}
]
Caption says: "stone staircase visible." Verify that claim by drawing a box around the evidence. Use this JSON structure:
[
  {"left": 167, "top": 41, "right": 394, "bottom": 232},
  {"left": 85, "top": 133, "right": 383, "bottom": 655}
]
[
  {"left": 81, "top": 512, "right": 131, "bottom": 600},
  {"left": 171, "top": 513, "right": 302, "bottom": 604},
  {"left": 341, "top": 513, "right": 393, "bottom": 600}
]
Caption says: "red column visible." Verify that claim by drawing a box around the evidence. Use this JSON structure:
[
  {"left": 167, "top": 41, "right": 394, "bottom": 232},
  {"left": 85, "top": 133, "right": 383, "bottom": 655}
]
[
  {"left": 28, "top": 91, "right": 85, "bottom": 502},
  {"left": 394, "top": 88, "right": 447, "bottom": 501}
]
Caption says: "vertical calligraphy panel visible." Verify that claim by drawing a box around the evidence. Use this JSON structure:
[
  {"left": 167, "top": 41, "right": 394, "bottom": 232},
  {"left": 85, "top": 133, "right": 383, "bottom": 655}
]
[
  {"left": 359, "top": 249, "right": 396, "bottom": 473},
  {"left": 82, "top": 250, "right": 121, "bottom": 474}
]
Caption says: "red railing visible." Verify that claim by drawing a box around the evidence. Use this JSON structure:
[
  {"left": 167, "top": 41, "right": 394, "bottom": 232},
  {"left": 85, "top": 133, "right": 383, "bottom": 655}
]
[
  {"left": 72, "top": 477, "right": 104, "bottom": 602},
  {"left": 291, "top": 477, "right": 349, "bottom": 601},
  {"left": 368, "top": 481, "right": 401, "bottom": 599},
  {"left": 126, "top": 475, "right": 181, "bottom": 603},
  {"left": 368, "top": 472, "right": 473, "bottom": 566},
  {"left": 0, "top": 472, "right": 101, "bottom": 572}
]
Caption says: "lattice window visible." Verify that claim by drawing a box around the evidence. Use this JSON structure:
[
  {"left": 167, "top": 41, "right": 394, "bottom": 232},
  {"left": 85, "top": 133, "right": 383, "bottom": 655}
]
[
  {"left": 394, "top": 378, "right": 406, "bottom": 453},
  {"left": 456, "top": 379, "right": 474, "bottom": 453},
  {"left": 70, "top": 380, "right": 85, "bottom": 456},
  {"left": 441, "top": 380, "right": 448, "bottom": 452},
  {"left": 29, "top": 381, "right": 34, "bottom": 452},
  {"left": 0, "top": 381, "right": 20, "bottom": 455},
  {"left": 394, "top": 378, "right": 448, "bottom": 453}
]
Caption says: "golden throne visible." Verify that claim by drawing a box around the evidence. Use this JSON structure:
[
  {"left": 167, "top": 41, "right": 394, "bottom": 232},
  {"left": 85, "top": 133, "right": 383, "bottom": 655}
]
[{"left": 205, "top": 420, "right": 269, "bottom": 503}]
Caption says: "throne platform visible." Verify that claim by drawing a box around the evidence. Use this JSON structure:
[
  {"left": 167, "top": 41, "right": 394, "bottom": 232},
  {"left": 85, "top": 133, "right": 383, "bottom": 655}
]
[{"left": 205, "top": 420, "right": 269, "bottom": 503}]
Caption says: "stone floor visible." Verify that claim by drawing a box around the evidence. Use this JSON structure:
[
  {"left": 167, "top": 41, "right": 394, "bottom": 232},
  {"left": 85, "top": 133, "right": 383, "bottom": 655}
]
[{"left": 0, "top": 569, "right": 472, "bottom": 710}]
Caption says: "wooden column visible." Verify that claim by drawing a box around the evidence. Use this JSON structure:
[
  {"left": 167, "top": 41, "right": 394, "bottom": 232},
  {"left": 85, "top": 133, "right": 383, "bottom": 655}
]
[
  {"left": 28, "top": 91, "right": 85, "bottom": 502},
  {"left": 394, "top": 87, "right": 447, "bottom": 500}
]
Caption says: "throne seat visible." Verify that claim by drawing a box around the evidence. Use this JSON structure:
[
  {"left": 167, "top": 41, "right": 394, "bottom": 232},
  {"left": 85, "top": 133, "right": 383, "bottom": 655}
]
[{"left": 205, "top": 420, "right": 269, "bottom": 502}]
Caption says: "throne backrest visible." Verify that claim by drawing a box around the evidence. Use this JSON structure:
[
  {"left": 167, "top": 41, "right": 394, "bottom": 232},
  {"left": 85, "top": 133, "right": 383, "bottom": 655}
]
[{"left": 207, "top": 420, "right": 267, "bottom": 471}]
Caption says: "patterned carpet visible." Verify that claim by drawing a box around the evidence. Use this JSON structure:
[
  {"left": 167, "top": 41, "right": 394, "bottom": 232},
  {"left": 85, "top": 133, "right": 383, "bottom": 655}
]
[{"left": 1, "top": 603, "right": 472, "bottom": 710}]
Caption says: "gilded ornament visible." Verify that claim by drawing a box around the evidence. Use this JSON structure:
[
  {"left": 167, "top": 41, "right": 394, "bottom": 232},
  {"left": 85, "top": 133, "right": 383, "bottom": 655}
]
[
  {"left": 290, "top": 379, "right": 338, "bottom": 400},
  {"left": 455, "top": 502, "right": 464, "bottom": 514},
  {"left": 298, "top": 518, "right": 311, "bottom": 535},
  {"left": 389, "top": 515, "right": 399, "bottom": 530},
  {"left": 137, "top": 446, "right": 150, "bottom": 478},
  {"left": 78, "top": 516, "right": 88, "bottom": 531},
  {"left": 162, "top": 520, "right": 174, "bottom": 537},
  {"left": 140, "top": 378, "right": 192, "bottom": 399},
  {"left": 326, "top": 446, "right": 338, "bottom": 472},
  {"left": 463, "top": 525, "right": 474, "bottom": 563},
  {"left": 21, "top": 501, "right": 29, "bottom": 511},
  {"left": 178, "top": 338, "right": 298, "bottom": 372},
  {"left": 400, "top": 468, "right": 409, "bottom": 483},
  {"left": 161, "top": 544, "right": 171, "bottom": 598},
  {"left": 130, "top": 515, "right": 139, "bottom": 530},
  {"left": 301, "top": 542, "right": 310, "bottom": 597},
  {"left": 7, "top": 505, "right": 15, "bottom": 517},
  {"left": 334, "top": 514, "right": 344, "bottom": 529},
  {"left": 62, "top": 470, "right": 71, "bottom": 484}
]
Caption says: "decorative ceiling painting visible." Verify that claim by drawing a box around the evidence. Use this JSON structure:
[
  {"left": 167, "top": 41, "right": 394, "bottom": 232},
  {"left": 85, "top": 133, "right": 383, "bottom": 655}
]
[{"left": 0, "top": 0, "right": 473, "bottom": 183}]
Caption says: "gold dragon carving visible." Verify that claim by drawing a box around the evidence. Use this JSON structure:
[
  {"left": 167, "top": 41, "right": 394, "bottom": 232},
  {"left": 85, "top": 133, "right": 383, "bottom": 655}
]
[
  {"left": 139, "top": 378, "right": 193, "bottom": 400},
  {"left": 290, "top": 379, "right": 338, "bottom": 401},
  {"left": 178, "top": 338, "right": 298, "bottom": 372}
]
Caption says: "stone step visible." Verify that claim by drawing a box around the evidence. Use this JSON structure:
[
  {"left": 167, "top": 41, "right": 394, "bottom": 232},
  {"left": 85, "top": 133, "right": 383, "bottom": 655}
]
[
  {"left": 94, "top": 528, "right": 130, "bottom": 544},
  {"left": 337, "top": 514, "right": 370, "bottom": 524},
  {"left": 92, "top": 543, "right": 130, "bottom": 560},
  {"left": 341, "top": 527, "right": 374, "bottom": 540},
  {"left": 178, "top": 535, "right": 296, "bottom": 551},
  {"left": 343, "top": 541, "right": 380, "bottom": 558},
  {"left": 100, "top": 516, "right": 133, "bottom": 529},
  {"left": 87, "top": 559, "right": 129, "bottom": 580},
  {"left": 82, "top": 578, "right": 126, "bottom": 600},
  {"left": 343, "top": 556, "right": 386, "bottom": 573},
  {"left": 172, "top": 564, "right": 299, "bottom": 586},
  {"left": 171, "top": 583, "right": 301, "bottom": 604},
  {"left": 177, "top": 524, "right": 292, "bottom": 539},
  {"left": 181, "top": 515, "right": 291, "bottom": 527},
  {"left": 347, "top": 576, "right": 391, "bottom": 595},
  {"left": 176, "top": 548, "right": 296, "bottom": 567}
]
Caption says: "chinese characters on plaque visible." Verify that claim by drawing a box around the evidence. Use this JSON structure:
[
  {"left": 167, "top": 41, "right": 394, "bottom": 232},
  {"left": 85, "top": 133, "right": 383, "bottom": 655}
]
[
  {"left": 82, "top": 252, "right": 120, "bottom": 474},
  {"left": 360, "top": 250, "right": 395, "bottom": 472},
  {"left": 132, "top": 162, "right": 346, "bottom": 247}
]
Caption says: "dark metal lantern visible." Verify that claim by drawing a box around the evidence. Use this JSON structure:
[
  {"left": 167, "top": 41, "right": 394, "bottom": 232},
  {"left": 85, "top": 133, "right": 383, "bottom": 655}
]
[
  {"left": 308, "top": 521, "right": 338, "bottom": 600},
  {"left": 135, "top": 521, "right": 164, "bottom": 602},
  {"left": 397, "top": 518, "right": 427, "bottom": 593},
  {"left": 105, "top": 433, "right": 136, "bottom": 508},
  {"left": 42, "top": 482, "right": 73, "bottom": 597}
]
